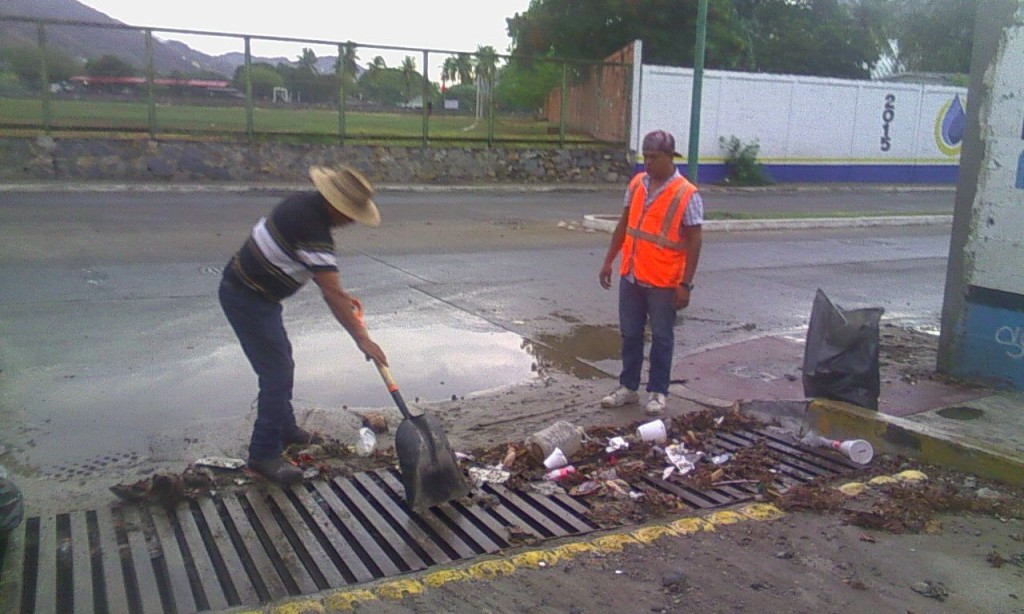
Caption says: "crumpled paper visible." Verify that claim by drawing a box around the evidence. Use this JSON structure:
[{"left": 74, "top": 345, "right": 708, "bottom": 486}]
[
  {"left": 605, "top": 436, "right": 629, "bottom": 453},
  {"left": 468, "top": 465, "right": 511, "bottom": 487},
  {"left": 529, "top": 481, "right": 565, "bottom": 496},
  {"left": 194, "top": 456, "right": 246, "bottom": 470},
  {"left": 662, "top": 443, "right": 704, "bottom": 479},
  {"left": 569, "top": 480, "right": 601, "bottom": 496}
]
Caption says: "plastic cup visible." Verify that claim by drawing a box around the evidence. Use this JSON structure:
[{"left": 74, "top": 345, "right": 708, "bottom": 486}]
[
  {"left": 636, "top": 419, "right": 668, "bottom": 443},
  {"left": 544, "top": 465, "right": 576, "bottom": 481},
  {"left": 835, "top": 439, "right": 874, "bottom": 464},
  {"left": 543, "top": 447, "right": 568, "bottom": 469}
]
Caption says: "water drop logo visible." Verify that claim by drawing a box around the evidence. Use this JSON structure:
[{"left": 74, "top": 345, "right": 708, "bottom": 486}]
[{"left": 935, "top": 94, "right": 967, "bottom": 156}]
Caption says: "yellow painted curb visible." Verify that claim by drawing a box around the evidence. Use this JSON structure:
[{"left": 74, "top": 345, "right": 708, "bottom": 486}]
[
  {"left": 422, "top": 568, "right": 470, "bottom": 588},
  {"left": 668, "top": 517, "right": 716, "bottom": 534},
  {"left": 271, "top": 599, "right": 324, "bottom": 614},
  {"left": 868, "top": 475, "right": 898, "bottom": 486},
  {"left": 631, "top": 525, "right": 679, "bottom": 544},
  {"left": 323, "top": 589, "right": 377, "bottom": 612},
  {"left": 510, "top": 550, "right": 561, "bottom": 568},
  {"left": 738, "top": 503, "right": 786, "bottom": 521},
  {"left": 808, "top": 398, "right": 1024, "bottom": 487},
  {"left": 706, "top": 510, "right": 747, "bottom": 526},
  {"left": 591, "top": 534, "right": 640, "bottom": 552},
  {"left": 261, "top": 504, "right": 787, "bottom": 612},
  {"left": 550, "top": 541, "right": 599, "bottom": 559},
  {"left": 375, "top": 579, "right": 425, "bottom": 600},
  {"left": 466, "top": 559, "right": 517, "bottom": 579}
]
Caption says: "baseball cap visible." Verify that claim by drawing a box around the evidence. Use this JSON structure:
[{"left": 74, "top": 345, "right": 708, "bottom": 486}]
[{"left": 642, "top": 130, "right": 680, "bottom": 156}]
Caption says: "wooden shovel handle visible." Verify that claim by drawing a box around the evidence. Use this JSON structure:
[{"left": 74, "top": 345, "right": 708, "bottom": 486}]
[
  {"left": 353, "top": 300, "right": 424, "bottom": 419},
  {"left": 372, "top": 360, "right": 423, "bottom": 419}
]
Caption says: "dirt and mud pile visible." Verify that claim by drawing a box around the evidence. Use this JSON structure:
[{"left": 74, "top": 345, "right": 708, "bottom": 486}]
[{"left": 109, "top": 406, "right": 1024, "bottom": 539}]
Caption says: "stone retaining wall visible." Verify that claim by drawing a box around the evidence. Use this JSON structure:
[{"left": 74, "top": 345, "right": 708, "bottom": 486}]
[{"left": 0, "top": 137, "right": 632, "bottom": 185}]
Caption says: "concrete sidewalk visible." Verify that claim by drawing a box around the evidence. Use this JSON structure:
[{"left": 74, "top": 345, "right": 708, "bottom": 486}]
[{"left": 670, "top": 332, "right": 1024, "bottom": 488}]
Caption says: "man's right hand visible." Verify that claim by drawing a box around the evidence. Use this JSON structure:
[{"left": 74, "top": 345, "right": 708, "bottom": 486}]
[
  {"left": 356, "top": 337, "right": 388, "bottom": 366},
  {"left": 599, "top": 264, "right": 614, "bottom": 289}
]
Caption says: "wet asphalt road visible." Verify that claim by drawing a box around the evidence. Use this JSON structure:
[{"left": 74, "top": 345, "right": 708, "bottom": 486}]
[{"left": 0, "top": 188, "right": 952, "bottom": 475}]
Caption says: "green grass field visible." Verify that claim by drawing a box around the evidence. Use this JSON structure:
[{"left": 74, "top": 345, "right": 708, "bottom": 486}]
[{"left": 0, "top": 97, "right": 597, "bottom": 145}]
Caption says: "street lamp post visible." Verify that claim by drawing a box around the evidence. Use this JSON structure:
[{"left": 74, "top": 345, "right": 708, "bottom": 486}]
[{"left": 687, "top": 0, "right": 709, "bottom": 181}]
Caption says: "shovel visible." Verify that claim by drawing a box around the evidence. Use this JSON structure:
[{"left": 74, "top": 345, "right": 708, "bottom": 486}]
[
  {"left": 353, "top": 299, "right": 469, "bottom": 510},
  {"left": 371, "top": 361, "right": 471, "bottom": 510}
]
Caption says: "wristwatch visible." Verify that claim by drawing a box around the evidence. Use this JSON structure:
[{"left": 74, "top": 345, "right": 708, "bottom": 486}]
[{"left": 680, "top": 282, "right": 694, "bottom": 291}]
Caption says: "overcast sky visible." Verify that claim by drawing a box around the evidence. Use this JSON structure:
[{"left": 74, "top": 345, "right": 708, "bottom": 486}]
[{"left": 78, "top": 1, "right": 532, "bottom": 72}]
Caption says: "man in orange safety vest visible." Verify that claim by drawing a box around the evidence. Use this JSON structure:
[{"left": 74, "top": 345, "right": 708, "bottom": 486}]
[{"left": 598, "top": 130, "right": 704, "bottom": 415}]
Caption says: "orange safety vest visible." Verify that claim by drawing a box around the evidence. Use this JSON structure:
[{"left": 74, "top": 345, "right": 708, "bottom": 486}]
[{"left": 619, "top": 173, "right": 698, "bottom": 288}]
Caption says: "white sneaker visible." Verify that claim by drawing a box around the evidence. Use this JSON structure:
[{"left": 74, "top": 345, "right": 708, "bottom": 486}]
[
  {"left": 645, "top": 392, "right": 667, "bottom": 415},
  {"left": 601, "top": 386, "right": 639, "bottom": 408}
]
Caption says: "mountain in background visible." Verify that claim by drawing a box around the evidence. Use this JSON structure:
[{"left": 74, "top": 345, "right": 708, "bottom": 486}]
[{"left": 0, "top": 0, "right": 338, "bottom": 78}]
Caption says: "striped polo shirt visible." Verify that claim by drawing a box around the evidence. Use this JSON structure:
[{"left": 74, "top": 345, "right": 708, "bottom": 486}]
[{"left": 223, "top": 192, "right": 338, "bottom": 301}]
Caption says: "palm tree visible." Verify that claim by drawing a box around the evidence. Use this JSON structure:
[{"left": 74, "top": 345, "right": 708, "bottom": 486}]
[
  {"left": 368, "top": 56, "right": 387, "bottom": 71},
  {"left": 441, "top": 56, "right": 459, "bottom": 93},
  {"left": 337, "top": 41, "right": 360, "bottom": 89},
  {"left": 473, "top": 46, "right": 499, "bottom": 120},
  {"left": 455, "top": 53, "right": 473, "bottom": 85},
  {"left": 400, "top": 55, "right": 418, "bottom": 103},
  {"left": 297, "top": 48, "right": 319, "bottom": 74},
  {"left": 474, "top": 45, "right": 498, "bottom": 84}
]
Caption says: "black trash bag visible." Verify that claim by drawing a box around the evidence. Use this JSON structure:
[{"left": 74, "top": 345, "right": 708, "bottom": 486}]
[{"left": 802, "top": 289, "right": 884, "bottom": 410}]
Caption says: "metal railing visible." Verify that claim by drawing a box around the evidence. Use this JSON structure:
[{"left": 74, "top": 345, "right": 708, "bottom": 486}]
[{"left": 0, "top": 15, "right": 633, "bottom": 149}]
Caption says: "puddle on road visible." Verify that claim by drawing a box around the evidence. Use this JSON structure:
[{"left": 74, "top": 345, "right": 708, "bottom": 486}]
[
  {"left": 6, "top": 320, "right": 619, "bottom": 470},
  {"left": 522, "top": 324, "right": 620, "bottom": 379}
]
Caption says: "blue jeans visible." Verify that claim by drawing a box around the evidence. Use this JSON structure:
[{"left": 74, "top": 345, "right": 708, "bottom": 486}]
[
  {"left": 219, "top": 279, "right": 297, "bottom": 461},
  {"left": 618, "top": 277, "right": 678, "bottom": 395}
]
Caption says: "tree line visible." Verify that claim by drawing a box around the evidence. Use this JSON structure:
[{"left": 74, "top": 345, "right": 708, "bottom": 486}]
[
  {"left": 0, "top": 0, "right": 975, "bottom": 112},
  {"left": 506, "top": 0, "right": 976, "bottom": 79}
]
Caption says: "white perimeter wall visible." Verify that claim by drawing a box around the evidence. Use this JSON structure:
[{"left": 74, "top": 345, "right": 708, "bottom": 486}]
[{"left": 631, "top": 63, "right": 968, "bottom": 166}]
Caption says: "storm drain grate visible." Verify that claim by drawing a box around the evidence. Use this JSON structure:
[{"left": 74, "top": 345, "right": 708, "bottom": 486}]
[
  {"left": 3, "top": 430, "right": 857, "bottom": 613},
  {"left": 2, "top": 468, "right": 596, "bottom": 613},
  {"left": 640, "top": 428, "right": 861, "bottom": 506}
]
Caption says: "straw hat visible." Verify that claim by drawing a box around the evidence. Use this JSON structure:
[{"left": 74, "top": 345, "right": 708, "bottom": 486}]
[{"left": 308, "top": 165, "right": 381, "bottom": 227}]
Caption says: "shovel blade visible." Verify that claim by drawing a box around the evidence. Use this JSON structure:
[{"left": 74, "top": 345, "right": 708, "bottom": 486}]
[{"left": 395, "top": 414, "right": 470, "bottom": 511}]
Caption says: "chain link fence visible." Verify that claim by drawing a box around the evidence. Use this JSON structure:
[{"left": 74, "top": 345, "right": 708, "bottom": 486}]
[{"left": 0, "top": 15, "right": 632, "bottom": 149}]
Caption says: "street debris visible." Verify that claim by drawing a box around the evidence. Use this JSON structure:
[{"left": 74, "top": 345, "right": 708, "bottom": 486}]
[
  {"left": 544, "top": 465, "right": 577, "bottom": 481},
  {"left": 193, "top": 456, "right": 246, "bottom": 470},
  {"left": 110, "top": 469, "right": 214, "bottom": 505},
  {"left": 362, "top": 411, "right": 389, "bottom": 434},
  {"left": 526, "top": 420, "right": 586, "bottom": 463},
  {"left": 987, "top": 550, "right": 1005, "bottom": 568},
  {"left": 355, "top": 427, "right": 377, "bottom": 456},
  {"left": 663, "top": 442, "right": 703, "bottom": 478},
  {"left": 778, "top": 462, "right": 1024, "bottom": 534},
  {"left": 104, "top": 404, "right": 1024, "bottom": 541},
  {"left": 467, "top": 465, "right": 511, "bottom": 487},
  {"left": 800, "top": 433, "right": 874, "bottom": 465},
  {"left": 911, "top": 580, "right": 949, "bottom": 601}
]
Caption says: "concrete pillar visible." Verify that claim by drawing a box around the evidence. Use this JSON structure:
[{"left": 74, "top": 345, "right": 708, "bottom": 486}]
[{"left": 938, "top": 0, "right": 1024, "bottom": 388}]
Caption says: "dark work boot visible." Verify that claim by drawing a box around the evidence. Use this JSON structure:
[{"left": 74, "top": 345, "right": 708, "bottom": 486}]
[
  {"left": 247, "top": 457, "right": 303, "bottom": 485},
  {"left": 284, "top": 428, "right": 325, "bottom": 446}
]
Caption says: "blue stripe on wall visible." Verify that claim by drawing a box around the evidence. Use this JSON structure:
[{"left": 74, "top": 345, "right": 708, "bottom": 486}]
[{"left": 633, "top": 163, "right": 960, "bottom": 184}]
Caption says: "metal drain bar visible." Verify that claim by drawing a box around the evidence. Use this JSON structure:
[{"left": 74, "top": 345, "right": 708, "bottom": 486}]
[
  {"left": 3, "top": 468, "right": 597, "bottom": 614},
  {"left": 3, "top": 430, "right": 858, "bottom": 613},
  {"left": 641, "top": 428, "right": 860, "bottom": 506}
]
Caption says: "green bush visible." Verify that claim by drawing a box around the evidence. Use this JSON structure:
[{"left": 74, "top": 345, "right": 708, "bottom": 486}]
[{"left": 719, "top": 135, "right": 773, "bottom": 186}]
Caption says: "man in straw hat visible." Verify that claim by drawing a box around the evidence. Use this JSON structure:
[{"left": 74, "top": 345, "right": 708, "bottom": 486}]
[
  {"left": 599, "top": 129, "right": 704, "bottom": 416},
  {"left": 219, "top": 165, "right": 388, "bottom": 484}
]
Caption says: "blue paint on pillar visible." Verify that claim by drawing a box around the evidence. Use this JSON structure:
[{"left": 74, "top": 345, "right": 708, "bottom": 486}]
[{"left": 954, "top": 300, "right": 1024, "bottom": 389}]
